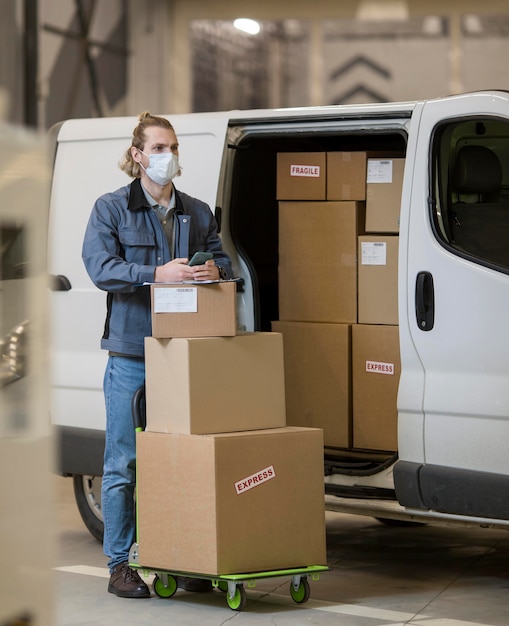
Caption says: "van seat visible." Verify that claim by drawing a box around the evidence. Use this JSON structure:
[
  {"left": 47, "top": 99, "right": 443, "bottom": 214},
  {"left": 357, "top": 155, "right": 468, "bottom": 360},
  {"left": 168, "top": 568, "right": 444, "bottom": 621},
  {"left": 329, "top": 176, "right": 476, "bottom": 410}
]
[{"left": 450, "top": 145, "right": 509, "bottom": 267}]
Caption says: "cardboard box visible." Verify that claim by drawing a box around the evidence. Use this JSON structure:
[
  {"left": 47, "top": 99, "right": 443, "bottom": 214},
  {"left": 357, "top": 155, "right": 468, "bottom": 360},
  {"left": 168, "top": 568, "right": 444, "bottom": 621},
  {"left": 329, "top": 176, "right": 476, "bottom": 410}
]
[
  {"left": 150, "top": 281, "right": 236, "bottom": 338},
  {"left": 145, "top": 333, "right": 286, "bottom": 434},
  {"left": 366, "top": 158, "right": 405, "bottom": 233},
  {"left": 272, "top": 321, "right": 351, "bottom": 448},
  {"left": 327, "top": 152, "right": 367, "bottom": 201},
  {"left": 358, "top": 235, "right": 399, "bottom": 325},
  {"left": 136, "top": 427, "right": 327, "bottom": 575},
  {"left": 277, "top": 152, "right": 326, "bottom": 200},
  {"left": 278, "top": 201, "right": 364, "bottom": 323},
  {"left": 352, "top": 324, "right": 400, "bottom": 451}
]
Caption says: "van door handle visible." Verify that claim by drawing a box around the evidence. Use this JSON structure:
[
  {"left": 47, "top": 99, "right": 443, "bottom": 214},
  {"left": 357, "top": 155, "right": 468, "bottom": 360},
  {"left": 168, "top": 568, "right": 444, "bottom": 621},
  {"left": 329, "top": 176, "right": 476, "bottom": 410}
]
[
  {"left": 415, "top": 271, "right": 434, "bottom": 331},
  {"left": 50, "top": 274, "right": 72, "bottom": 291}
]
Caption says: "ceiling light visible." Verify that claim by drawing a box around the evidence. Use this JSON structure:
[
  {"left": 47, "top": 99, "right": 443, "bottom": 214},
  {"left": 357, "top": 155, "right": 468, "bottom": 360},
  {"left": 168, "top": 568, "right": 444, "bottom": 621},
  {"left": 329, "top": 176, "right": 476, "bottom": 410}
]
[{"left": 233, "top": 18, "right": 261, "bottom": 35}]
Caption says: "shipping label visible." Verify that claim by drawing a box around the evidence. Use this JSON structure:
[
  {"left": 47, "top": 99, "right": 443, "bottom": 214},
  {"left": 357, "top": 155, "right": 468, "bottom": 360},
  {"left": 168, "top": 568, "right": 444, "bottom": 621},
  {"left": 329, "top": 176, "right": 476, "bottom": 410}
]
[
  {"left": 366, "top": 360, "right": 394, "bottom": 375},
  {"left": 367, "top": 159, "right": 393, "bottom": 183},
  {"left": 154, "top": 287, "right": 197, "bottom": 313},
  {"left": 234, "top": 465, "right": 276, "bottom": 495},
  {"left": 361, "top": 241, "right": 387, "bottom": 265},
  {"left": 290, "top": 164, "right": 321, "bottom": 177}
]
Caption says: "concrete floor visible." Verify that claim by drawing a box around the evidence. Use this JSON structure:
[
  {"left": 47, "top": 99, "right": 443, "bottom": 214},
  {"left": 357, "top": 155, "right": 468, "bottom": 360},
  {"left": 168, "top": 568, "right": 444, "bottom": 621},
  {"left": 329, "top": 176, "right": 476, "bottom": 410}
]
[{"left": 55, "top": 475, "right": 509, "bottom": 626}]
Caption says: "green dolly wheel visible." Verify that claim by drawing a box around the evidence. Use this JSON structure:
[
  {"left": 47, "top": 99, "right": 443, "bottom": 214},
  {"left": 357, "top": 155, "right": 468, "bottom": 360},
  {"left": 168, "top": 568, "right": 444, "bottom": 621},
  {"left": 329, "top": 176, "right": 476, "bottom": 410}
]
[
  {"left": 290, "top": 576, "right": 310, "bottom": 604},
  {"left": 153, "top": 573, "right": 178, "bottom": 598},
  {"left": 226, "top": 583, "right": 247, "bottom": 611}
]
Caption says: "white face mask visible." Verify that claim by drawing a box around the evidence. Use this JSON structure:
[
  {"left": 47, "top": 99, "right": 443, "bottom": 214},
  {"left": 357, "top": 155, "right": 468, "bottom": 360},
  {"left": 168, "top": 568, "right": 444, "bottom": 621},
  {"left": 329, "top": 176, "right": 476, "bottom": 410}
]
[{"left": 140, "top": 151, "right": 181, "bottom": 186}]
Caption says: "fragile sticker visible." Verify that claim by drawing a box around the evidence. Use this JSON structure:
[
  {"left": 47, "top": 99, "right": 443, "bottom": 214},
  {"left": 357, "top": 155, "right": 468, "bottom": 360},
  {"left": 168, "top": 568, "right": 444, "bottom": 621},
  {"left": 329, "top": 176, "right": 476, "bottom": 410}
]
[
  {"left": 234, "top": 465, "right": 276, "bottom": 495},
  {"left": 290, "top": 164, "right": 321, "bottom": 177},
  {"left": 366, "top": 360, "right": 394, "bottom": 375},
  {"left": 154, "top": 287, "right": 197, "bottom": 313},
  {"left": 367, "top": 159, "right": 393, "bottom": 184}
]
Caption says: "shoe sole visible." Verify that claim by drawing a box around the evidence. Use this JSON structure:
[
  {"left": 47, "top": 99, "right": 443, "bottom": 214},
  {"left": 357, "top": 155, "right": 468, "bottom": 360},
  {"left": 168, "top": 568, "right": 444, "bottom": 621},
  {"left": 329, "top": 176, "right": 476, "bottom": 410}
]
[{"left": 108, "top": 584, "right": 151, "bottom": 599}]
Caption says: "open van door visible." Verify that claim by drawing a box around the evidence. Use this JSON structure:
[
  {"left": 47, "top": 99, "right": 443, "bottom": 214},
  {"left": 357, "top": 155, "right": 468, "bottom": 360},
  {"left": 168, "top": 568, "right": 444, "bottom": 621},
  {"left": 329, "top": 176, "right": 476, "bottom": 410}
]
[{"left": 396, "top": 91, "right": 509, "bottom": 521}]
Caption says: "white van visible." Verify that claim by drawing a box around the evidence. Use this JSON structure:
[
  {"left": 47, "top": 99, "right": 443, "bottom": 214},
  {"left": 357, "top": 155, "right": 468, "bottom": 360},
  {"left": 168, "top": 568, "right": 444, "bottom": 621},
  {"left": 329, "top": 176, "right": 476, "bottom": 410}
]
[{"left": 49, "top": 91, "right": 509, "bottom": 542}]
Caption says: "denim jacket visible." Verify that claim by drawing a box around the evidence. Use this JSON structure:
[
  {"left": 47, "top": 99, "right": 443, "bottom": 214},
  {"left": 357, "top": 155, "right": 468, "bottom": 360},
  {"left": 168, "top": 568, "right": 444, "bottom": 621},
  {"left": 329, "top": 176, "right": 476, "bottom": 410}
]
[{"left": 82, "top": 178, "right": 233, "bottom": 357}]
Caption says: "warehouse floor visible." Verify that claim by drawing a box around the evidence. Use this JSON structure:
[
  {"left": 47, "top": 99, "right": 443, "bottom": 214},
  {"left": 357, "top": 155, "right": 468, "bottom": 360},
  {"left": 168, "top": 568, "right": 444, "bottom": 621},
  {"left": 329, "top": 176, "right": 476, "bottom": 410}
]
[{"left": 54, "top": 475, "right": 509, "bottom": 626}]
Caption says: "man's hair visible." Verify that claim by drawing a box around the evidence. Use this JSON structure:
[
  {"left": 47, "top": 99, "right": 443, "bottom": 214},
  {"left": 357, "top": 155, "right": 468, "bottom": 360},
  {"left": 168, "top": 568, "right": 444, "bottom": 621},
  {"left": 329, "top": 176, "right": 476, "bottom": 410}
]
[{"left": 119, "top": 112, "right": 176, "bottom": 178}]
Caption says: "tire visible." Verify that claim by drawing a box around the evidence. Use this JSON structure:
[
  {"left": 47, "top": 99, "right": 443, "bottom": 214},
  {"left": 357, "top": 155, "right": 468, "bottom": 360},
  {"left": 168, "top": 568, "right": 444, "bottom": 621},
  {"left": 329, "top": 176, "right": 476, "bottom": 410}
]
[
  {"left": 290, "top": 577, "right": 310, "bottom": 604},
  {"left": 153, "top": 574, "right": 177, "bottom": 598},
  {"left": 73, "top": 474, "right": 104, "bottom": 543},
  {"left": 227, "top": 584, "right": 247, "bottom": 611}
]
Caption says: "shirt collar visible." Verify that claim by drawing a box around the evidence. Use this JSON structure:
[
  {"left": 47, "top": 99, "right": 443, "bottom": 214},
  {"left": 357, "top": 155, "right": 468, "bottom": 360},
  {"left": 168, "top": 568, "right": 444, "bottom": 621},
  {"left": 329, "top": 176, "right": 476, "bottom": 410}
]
[
  {"left": 141, "top": 182, "right": 176, "bottom": 214},
  {"left": 127, "top": 178, "right": 177, "bottom": 212}
]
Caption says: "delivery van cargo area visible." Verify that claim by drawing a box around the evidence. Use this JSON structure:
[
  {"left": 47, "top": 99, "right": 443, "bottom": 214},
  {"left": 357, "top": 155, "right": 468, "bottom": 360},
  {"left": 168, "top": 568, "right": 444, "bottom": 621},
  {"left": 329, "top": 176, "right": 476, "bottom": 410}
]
[{"left": 49, "top": 92, "right": 509, "bottom": 541}]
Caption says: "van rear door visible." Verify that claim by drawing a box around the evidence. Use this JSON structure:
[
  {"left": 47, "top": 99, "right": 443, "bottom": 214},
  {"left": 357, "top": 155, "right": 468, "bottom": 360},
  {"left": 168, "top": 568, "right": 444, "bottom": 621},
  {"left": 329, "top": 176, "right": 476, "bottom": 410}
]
[
  {"left": 50, "top": 112, "right": 230, "bottom": 438},
  {"left": 396, "top": 91, "right": 509, "bottom": 520}
]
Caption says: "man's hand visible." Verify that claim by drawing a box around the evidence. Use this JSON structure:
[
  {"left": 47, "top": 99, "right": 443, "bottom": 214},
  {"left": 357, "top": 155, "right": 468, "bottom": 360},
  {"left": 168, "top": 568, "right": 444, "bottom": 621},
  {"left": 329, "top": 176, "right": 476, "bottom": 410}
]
[
  {"left": 191, "top": 259, "right": 220, "bottom": 281},
  {"left": 154, "top": 258, "right": 194, "bottom": 282},
  {"left": 154, "top": 258, "right": 220, "bottom": 282}
]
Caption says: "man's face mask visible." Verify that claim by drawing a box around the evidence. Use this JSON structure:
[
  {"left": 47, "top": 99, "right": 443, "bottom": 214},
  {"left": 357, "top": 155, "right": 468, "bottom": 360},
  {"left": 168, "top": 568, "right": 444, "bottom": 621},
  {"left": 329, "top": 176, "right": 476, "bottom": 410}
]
[{"left": 140, "top": 150, "right": 181, "bottom": 186}]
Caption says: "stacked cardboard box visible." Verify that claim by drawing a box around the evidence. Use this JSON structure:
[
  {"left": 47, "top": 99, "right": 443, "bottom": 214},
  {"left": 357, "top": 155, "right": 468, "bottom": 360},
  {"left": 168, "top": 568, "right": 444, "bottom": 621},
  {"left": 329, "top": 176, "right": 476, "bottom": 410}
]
[
  {"left": 275, "top": 152, "right": 403, "bottom": 452},
  {"left": 354, "top": 157, "right": 402, "bottom": 450},
  {"left": 137, "top": 282, "right": 327, "bottom": 575}
]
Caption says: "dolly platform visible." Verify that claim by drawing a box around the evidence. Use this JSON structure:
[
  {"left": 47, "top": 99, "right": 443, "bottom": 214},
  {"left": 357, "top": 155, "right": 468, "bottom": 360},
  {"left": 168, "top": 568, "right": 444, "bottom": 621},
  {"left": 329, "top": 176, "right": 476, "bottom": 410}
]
[{"left": 129, "top": 543, "right": 327, "bottom": 611}]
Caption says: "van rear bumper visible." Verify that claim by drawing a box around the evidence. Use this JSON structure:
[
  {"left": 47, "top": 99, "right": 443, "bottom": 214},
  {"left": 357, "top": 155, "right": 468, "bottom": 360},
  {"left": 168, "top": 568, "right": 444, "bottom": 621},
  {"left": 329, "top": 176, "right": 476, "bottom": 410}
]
[{"left": 55, "top": 425, "right": 104, "bottom": 477}]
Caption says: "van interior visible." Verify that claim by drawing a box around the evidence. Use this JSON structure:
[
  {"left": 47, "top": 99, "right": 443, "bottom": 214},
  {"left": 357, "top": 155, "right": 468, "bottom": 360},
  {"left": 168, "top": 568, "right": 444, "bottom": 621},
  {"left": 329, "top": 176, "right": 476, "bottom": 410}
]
[
  {"left": 224, "top": 116, "right": 509, "bottom": 492},
  {"left": 226, "top": 125, "right": 407, "bottom": 489}
]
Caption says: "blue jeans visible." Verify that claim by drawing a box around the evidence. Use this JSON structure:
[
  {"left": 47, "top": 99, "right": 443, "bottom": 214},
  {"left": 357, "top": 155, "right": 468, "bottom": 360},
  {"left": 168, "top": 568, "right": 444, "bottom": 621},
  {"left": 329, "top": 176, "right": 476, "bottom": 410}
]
[{"left": 102, "top": 355, "right": 145, "bottom": 573}]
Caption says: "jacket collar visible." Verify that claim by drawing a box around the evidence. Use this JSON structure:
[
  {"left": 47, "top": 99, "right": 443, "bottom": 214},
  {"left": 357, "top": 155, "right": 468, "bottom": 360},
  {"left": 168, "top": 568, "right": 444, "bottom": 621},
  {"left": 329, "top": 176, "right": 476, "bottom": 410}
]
[
  {"left": 127, "top": 178, "right": 151, "bottom": 212},
  {"left": 128, "top": 178, "right": 184, "bottom": 213}
]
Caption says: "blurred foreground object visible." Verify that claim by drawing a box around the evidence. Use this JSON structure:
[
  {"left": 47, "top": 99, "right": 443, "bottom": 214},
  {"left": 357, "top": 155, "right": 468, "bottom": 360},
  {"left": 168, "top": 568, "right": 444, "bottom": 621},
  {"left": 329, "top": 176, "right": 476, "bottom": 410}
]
[{"left": 0, "top": 90, "right": 54, "bottom": 626}]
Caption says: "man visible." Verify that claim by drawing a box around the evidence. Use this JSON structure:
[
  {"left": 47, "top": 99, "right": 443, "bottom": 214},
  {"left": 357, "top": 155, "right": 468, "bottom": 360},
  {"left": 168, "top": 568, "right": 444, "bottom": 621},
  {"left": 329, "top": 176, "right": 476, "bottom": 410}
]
[{"left": 82, "top": 112, "right": 233, "bottom": 598}]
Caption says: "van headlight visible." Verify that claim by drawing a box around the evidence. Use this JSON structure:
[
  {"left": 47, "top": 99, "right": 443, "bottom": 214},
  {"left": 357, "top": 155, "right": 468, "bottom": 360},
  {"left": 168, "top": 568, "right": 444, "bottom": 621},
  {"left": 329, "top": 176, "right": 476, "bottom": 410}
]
[{"left": 0, "top": 320, "right": 28, "bottom": 386}]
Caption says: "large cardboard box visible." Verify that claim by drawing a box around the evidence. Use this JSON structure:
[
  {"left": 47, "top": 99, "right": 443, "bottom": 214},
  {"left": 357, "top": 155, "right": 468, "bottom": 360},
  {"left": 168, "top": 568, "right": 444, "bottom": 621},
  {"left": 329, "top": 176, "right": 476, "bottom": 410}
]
[
  {"left": 136, "top": 428, "right": 327, "bottom": 575},
  {"left": 327, "top": 151, "right": 367, "bottom": 201},
  {"left": 358, "top": 235, "right": 399, "bottom": 325},
  {"left": 279, "top": 201, "right": 363, "bottom": 323},
  {"left": 366, "top": 158, "right": 405, "bottom": 233},
  {"left": 272, "top": 321, "right": 351, "bottom": 448},
  {"left": 150, "top": 281, "right": 236, "bottom": 338},
  {"left": 145, "top": 333, "right": 286, "bottom": 434},
  {"left": 276, "top": 152, "right": 326, "bottom": 200},
  {"left": 352, "top": 324, "right": 400, "bottom": 451}
]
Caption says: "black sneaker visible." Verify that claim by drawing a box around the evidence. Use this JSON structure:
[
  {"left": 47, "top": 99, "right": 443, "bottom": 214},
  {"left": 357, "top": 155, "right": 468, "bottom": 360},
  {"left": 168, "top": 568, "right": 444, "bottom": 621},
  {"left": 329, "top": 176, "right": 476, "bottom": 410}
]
[{"left": 108, "top": 562, "right": 151, "bottom": 598}]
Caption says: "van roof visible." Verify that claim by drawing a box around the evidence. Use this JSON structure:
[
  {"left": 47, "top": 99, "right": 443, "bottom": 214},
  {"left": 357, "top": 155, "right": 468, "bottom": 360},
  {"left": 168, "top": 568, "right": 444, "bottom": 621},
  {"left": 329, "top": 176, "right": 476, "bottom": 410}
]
[{"left": 53, "top": 101, "right": 418, "bottom": 143}]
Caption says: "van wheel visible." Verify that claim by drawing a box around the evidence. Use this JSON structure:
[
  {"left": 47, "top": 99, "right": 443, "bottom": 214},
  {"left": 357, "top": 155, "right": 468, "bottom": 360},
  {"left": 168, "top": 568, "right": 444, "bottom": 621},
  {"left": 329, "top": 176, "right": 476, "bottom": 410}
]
[
  {"left": 375, "top": 517, "right": 424, "bottom": 527},
  {"left": 73, "top": 475, "right": 104, "bottom": 543}
]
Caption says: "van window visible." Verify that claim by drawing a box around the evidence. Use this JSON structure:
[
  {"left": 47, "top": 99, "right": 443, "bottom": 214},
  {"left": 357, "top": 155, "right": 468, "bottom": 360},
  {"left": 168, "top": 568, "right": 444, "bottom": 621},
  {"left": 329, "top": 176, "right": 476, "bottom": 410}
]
[
  {"left": 432, "top": 118, "right": 509, "bottom": 271},
  {"left": 1, "top": 224, "right": 26, "bottom": 280}
]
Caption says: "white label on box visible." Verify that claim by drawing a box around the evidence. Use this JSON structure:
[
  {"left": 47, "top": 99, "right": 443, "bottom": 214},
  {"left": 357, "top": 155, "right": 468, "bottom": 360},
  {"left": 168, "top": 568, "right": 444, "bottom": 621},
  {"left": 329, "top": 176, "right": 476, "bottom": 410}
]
[
  {"left": 367, "top": 159, "right": 393, "bottom": 183},
  {"left": 361, "top": 241, "right": 387, "bottom": 265},
  {"left": 290, "top": 164, "right": 320, "bottom": 177},
  {"left": 154, "top": 287, "right": 197, "bottom": 313},
  {"left": 234, "top": 465, "right": 276, "bottom": 495},
  {"left": 366, "top": 360, "right": 394, "bottom": 375}
]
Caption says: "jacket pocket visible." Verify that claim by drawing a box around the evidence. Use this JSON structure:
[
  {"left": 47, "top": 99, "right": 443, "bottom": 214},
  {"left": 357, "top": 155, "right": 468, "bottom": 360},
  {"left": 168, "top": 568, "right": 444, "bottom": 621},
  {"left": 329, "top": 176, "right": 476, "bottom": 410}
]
[{"left": 119, "top": 229, "right": 155, "bottom": 247}]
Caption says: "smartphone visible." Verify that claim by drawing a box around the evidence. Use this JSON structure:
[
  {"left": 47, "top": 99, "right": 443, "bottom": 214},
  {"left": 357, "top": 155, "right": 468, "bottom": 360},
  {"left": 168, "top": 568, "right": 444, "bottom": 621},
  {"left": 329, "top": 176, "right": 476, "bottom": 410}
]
[{"left": 188, "top": 251, "right": 213, "bottom": 266}]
